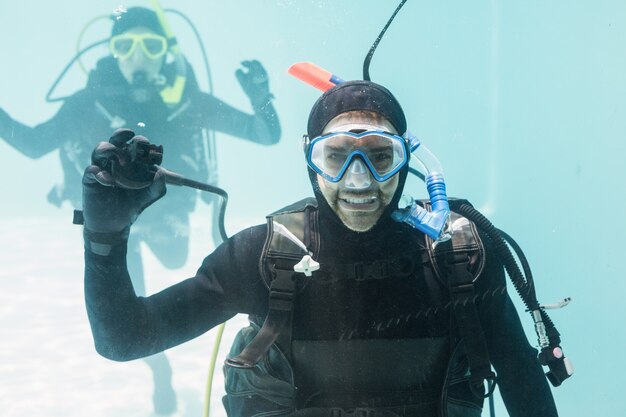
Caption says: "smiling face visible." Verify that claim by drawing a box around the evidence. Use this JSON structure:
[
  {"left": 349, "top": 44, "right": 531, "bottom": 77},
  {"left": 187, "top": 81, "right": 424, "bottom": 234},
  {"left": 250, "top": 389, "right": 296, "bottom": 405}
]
[{"left": 316, "top": 111, "right": 401, "bottom": 232}]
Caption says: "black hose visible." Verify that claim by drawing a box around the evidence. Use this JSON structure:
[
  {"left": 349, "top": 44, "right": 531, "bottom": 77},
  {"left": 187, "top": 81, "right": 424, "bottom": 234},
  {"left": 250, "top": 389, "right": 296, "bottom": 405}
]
[
  {"left": 363, "top": 0, "right": 408, "bottom": 81},
  {"left": 46, "top": 38, "right": 109, "bottom": 103},
  {"left": 456, "top": 203, "right": 535, "bottom": 307},
  {"left": 181, "top": 178, "right": 228, "bottom": 242},
  {"left": 454, "top": 203, "right": 560, "bottom": 344},
  {"left": 164, "top": 174, "right": 229, "bottom": 242},
  {"left": 497, "top": 228, "right": 535, "bottom": 298}
]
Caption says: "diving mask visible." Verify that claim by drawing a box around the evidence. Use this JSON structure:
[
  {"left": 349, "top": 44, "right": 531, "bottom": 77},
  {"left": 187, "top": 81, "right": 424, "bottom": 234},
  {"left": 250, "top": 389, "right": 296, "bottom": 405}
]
[
  {"left": 110, "top": 33, "right": 168, "bottom": 60},
  {"left": 306, "top": 130, "right": 409, "bottom": 183}
]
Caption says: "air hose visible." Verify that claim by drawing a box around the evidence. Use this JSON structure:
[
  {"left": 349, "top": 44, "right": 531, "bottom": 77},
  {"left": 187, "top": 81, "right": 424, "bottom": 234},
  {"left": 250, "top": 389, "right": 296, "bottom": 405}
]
[
  {"left": 496, "top": 228, "right": 536, "bottom": 305},
  {"left": 203, "top": 321, "right": 225, "bottom": 417},
  {"left": 453, "top": 203, "right": 573, "bottom": 388},
  {"left": 454, "top": 203, "right": 560, "bottom": 343},
  {"left": 76, "top": 15, "right": 110, "bottom": 74},
  {"left": 45, "top": 38, "right": 109, "bottom": 103}
]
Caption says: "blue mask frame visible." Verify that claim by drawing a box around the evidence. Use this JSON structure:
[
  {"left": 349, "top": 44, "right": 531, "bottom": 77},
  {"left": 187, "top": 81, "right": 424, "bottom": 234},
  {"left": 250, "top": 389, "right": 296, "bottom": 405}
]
[{"left": 306, "top": 131, "right": 410, "bottom": 183}]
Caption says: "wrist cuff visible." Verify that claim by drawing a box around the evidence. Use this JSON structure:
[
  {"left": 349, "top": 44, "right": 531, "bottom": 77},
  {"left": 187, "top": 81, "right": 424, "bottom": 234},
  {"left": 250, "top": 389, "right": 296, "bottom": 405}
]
[
  {"left": 251, "top": 93, "right": 275, "bottom": 109},
  {"left": 83, "top": 227, "right": 129, "bottom": 256}
]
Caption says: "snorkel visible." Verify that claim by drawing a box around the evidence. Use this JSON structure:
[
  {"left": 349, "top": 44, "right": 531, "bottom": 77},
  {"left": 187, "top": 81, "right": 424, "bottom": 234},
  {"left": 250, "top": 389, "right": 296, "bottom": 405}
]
[
  {"left": 287, "top": 62, "right": 345, "bottom": 92},
  {"left": 395, "top": 132, "right": 452, "bottom": 242},
  {"left": 148, "top": 0, "right": 187, "bottom": 105}
]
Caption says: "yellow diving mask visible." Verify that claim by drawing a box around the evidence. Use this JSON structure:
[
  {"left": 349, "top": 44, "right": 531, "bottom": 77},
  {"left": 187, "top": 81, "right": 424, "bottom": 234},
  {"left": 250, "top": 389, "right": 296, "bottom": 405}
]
[{"left": 109, "top": 33, "right": 168, "bottom": 60}]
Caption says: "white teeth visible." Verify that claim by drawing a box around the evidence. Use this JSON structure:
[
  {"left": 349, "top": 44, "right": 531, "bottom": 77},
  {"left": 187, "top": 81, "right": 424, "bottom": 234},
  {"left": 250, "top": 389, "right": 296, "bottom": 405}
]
[{"left": 343, "top": 197, "right": 376, "bottom": 204}]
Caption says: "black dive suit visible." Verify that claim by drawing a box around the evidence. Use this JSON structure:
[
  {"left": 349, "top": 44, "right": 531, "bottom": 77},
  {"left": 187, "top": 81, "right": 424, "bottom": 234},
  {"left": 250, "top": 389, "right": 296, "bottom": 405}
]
[
  {"left": 0, "top": 56, "right": 280, "bottom": 288},
  {"left": 84, "top": 192, "right": 559, "bottom": 416}
]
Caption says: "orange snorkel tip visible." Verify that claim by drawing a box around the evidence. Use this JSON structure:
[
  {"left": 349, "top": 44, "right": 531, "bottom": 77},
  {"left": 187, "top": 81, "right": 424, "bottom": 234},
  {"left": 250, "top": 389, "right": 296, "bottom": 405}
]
[{"left": 288, "top": 62, "right": 344, "bottom": 92}]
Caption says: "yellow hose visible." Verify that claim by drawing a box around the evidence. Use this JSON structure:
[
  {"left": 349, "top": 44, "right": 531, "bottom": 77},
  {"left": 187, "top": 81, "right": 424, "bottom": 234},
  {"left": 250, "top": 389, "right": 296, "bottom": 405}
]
[
  {"left": 75, "top": 15, "right": 109, "bottom": 74},
  {"left": 203, "top": 322, "right": 226, "bottom": 417},
  {"left": 149, "top": 4, "right": 217, "bottom": 415},
  {"left": 149, "top": 0, "right": 179, "bottom": 53},
  {"left": 149, "top": 0, "right": 186, "bottom": 104}
]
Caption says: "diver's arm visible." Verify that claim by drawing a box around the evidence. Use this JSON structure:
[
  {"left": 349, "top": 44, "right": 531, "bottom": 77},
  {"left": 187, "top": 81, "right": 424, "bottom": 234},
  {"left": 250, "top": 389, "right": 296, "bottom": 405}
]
[
  {"left": 477, "top": 237, "right": 559, "bottom": 417},
  {"left": 234, "top": 59, "right": 281, "bottom": 145},
  {"left": 0, "top": 105, "right": 70, "bottom": 159},
  {"left": 85, "top": 225, "right": 269, "bottom": 361},
  {"left": 248, "top": 97, "right": 281, "bottom": 145},
  {"left": 196, "top": 93, "right": 281, "bottom": 146}
]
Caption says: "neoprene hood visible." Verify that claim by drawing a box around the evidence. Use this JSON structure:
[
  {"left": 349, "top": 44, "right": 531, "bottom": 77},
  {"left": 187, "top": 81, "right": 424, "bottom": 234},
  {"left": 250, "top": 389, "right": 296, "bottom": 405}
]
[
  {"left": 111, "top": 7, "right": 165, "bottom": 37},
  {"left": 307, "top": 80, "right": 407, "bottom": 138}
]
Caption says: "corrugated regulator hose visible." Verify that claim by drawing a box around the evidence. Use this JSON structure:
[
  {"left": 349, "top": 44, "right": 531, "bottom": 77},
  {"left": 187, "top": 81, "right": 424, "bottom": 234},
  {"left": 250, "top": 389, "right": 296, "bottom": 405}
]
[{"left": 455, "top": 203, "right": 561, "bottom": 345}]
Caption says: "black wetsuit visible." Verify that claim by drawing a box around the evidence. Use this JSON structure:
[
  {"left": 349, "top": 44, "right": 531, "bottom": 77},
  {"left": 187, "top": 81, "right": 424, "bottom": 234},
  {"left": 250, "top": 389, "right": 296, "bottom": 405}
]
[{"left": 84, "top": 199, "right": 558, "bottom": 417}]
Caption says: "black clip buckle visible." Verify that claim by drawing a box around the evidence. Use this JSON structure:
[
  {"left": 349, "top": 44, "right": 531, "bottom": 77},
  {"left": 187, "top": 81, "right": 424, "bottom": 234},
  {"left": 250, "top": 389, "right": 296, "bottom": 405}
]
[{"left": 470, "top": 371, "right": 497, "bottom": 399}]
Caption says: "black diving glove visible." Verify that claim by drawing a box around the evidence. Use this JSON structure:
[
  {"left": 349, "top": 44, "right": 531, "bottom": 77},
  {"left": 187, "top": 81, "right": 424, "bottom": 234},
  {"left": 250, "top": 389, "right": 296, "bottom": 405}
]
[
  {"left": 235, "top": 60, "right": 273, "bottom": 108},
  {"left": 82, "top": 128, "right": 166, "bottom": 256}
]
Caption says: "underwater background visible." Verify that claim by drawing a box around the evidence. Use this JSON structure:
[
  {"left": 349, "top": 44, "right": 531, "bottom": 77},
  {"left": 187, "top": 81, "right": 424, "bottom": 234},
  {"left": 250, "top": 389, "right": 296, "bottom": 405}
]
[{"left": 0, "top": 1, "right": 624, "bottom": 416}]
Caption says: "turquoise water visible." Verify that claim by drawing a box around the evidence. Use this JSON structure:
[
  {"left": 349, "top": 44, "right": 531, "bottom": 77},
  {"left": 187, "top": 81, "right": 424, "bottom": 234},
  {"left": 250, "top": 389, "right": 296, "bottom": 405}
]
[{"left": 0, "top": 1, "right": 624, "bottom": 416}]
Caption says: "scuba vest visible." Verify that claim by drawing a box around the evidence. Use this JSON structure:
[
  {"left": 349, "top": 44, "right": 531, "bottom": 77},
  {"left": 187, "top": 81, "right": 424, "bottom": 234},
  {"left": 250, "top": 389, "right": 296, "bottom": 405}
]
[{"left": 223, "top": 198, "right": 494, "bottom": 417}]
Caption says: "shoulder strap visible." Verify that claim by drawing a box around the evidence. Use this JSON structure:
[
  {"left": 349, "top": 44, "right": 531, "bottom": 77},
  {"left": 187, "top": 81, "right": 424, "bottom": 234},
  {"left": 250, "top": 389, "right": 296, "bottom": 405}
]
[
  {"left": 225, "top": 262, "right": 297, "bottom": 368},
  {"left": 226, "top": 199, "right": 319, "bottom": 369},
  {"left": 423, "top": 199, "right": 486, "bottom": 284},
  {"left": 260, "top": 198, "right": 320, "bottom": 288},
  {"left": 422, "top": 199, "right": 496, "bottom": 398}
]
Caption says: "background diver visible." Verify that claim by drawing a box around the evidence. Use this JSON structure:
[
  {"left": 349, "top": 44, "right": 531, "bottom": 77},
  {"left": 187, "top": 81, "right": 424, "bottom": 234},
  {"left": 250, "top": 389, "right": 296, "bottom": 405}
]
[{"left": 0, "top": 5, "right": 280, "bottom": 415}]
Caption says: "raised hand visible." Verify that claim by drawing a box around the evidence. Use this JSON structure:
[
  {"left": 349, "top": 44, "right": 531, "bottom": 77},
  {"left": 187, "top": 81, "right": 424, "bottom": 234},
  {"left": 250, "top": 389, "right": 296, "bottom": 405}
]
[
  {"left": 82, "top": 129, "right": 166, "bottom": 254},
  {"left": 235, "top": 60, "right": 273, "bottom": 107}
]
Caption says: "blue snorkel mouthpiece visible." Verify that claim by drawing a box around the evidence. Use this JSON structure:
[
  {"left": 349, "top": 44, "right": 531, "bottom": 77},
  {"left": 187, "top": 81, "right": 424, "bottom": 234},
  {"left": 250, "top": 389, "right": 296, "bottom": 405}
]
[
  {"left": 391, "top": 130, "right": 452, "bottom": 243},
  {"left": 391, "top": 173, "right": 452, "bottom": 242}
]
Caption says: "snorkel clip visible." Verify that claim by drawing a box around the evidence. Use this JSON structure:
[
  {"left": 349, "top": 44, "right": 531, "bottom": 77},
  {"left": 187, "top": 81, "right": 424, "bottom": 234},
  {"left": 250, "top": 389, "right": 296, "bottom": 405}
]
[{"left": 392, "top": 172, "right": 452, "bottom": 243}]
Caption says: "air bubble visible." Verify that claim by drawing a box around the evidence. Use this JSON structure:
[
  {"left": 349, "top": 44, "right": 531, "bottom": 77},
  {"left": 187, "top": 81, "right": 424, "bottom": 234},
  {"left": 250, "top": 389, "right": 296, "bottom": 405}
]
[{"left": 113, "top": 5, "right": 127, "bottom": 20}]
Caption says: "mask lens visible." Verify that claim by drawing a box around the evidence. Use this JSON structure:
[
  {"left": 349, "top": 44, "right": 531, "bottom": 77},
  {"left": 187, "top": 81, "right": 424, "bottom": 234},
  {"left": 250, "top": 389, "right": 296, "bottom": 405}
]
[
  {"left": 110, "top": 36, "right": 135, "bottom": 58},
  {"left": 141, "top": 35, "right": 167, "bottom": 58},
  {"left": 308, "top": 131, "right": 407, "bottom": 182},
  {"left": 110, "top": 34, "right": 167, "bottom": 60},
  {"left": 310, "top": 139, "right": 350, "bottom": 178},
  {"left": 359, "top": 133, "right": 404, "bottom": 175}
]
